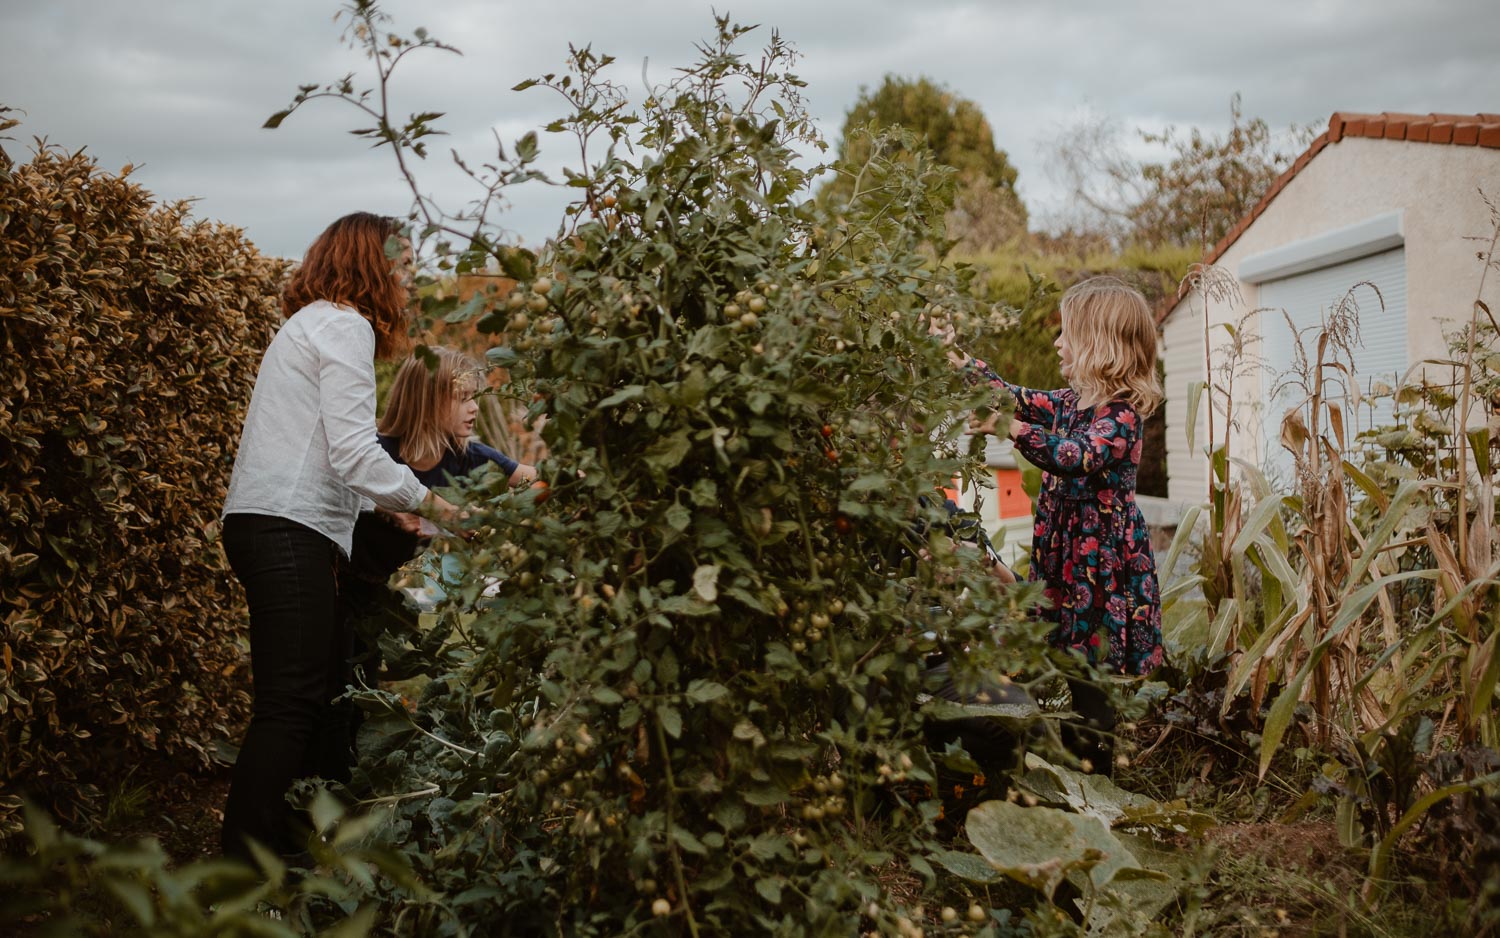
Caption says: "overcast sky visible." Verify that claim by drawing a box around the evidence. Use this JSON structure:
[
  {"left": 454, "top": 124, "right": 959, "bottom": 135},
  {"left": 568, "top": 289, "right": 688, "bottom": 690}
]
[{"left": 4, "top": 0, "right": 1497, "bottom": 259}]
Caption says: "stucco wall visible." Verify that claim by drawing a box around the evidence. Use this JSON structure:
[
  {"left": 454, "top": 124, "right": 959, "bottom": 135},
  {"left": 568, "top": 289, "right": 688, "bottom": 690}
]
[{"left": 1161, "top": 138, "right": 1500, "bottom": 503}]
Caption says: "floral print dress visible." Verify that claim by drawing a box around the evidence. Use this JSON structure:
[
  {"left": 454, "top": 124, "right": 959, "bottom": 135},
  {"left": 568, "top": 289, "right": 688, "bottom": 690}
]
[{"left": 974, "top": 363, "right": 1165, "bottom": 675}]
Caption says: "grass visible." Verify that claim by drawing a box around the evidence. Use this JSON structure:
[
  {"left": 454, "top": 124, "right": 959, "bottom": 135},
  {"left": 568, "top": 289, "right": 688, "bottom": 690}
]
[
  {"left": 1183, "top": 832, "right": 1478, "bottom": 937},
  {"left": 99, "top": 770, "right": 154, "bottom": 831},
  {"left": 1107, "top": 702, "right": 1499, "bottom": 936}
]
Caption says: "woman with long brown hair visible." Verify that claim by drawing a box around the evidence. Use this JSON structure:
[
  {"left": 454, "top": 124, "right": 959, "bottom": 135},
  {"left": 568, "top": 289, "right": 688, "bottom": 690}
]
[{"left": 220, "top": 212, "right": 453, "bottom": 860}]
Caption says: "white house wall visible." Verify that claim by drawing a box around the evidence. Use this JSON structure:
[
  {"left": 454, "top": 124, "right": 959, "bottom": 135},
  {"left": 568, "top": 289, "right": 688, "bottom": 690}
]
[
  {"left": 1162, "top": 288, "right": 1208, "bottom": 502},
  {"left": 1160, "top": 138, "right": 1500, "bottom": 503}
]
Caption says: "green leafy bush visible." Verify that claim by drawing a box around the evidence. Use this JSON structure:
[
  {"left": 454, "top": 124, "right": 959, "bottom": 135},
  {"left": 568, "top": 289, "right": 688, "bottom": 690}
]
[
  {"left": 0, "top": 134, "right": 287, "bottom": 833},
  {"left": 0, "top": 796, "right": 414, "bottom": 936},
  {"left": 262, "top": 9, "right": 1096, "bottom": 934}
]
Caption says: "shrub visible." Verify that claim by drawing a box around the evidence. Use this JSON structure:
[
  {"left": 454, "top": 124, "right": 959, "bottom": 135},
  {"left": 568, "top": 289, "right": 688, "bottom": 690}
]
[
  {"left": 0, "top": 134, "right": 287, "bottom": 833},
  {"left": 266, "top": 12, "right": 1078, "bottom": 934},
  {"left": 0, "top": 795, "right": 411, "bottom": 935}
]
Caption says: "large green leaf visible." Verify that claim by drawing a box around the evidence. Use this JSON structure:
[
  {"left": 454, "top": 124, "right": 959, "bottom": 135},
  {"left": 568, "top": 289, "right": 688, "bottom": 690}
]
[
  {"left": 1468, "top": 427, "right": 1492, "bottom": 479},
  {"left": 931, "top": 848, "right": 1004, "bottom": 883},
  {"left": 1185, "top": 380, "right": 1205, "bottom": 451},
  {"left": 1020, "top": 755, "right": 1214, "bottom": 837},
  {"left": 642, "top": 430, "right": 692, "bottom": 472},
  {"left": 1159, "top": 504, "right": 1203, "bottom": 593},
  {"left": 965, "top": 799, "right": 1135, "bottom": 898},
  {"left": 1228, "top": 493, "right": 1290, "bottom": 561},
  {"left": 919, "top": 694, "right": 1041, "bottom": 723}
]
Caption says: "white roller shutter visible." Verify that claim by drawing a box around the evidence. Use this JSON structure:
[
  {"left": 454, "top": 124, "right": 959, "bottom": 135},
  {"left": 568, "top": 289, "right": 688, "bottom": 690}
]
[{"left": 1258, "top": 246, "right": 1407, "bottom": 477}]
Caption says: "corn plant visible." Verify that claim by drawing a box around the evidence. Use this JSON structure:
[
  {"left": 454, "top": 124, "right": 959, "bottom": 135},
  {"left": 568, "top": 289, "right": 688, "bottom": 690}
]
[{"left": 1159, "top": 200, "right": 1500, "bottom": 898}]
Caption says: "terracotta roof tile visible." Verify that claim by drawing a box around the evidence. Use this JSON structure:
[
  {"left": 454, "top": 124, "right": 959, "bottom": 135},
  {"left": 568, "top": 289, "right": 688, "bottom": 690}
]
[{"left": 1157, "top": 110, "right": 1500, "bottom": 324}]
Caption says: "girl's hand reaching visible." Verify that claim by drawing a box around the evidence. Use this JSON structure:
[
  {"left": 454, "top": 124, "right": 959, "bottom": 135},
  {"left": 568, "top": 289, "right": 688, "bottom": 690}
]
[
  {"left": 926, "top": 314, "right": 973, "bottom": 368},
  {"left": 989, "top": 557, "right": 1017, "bottom": 584},
  {"left": 967, "top": 411, "right": 1030, "bottom": 440},
  {"left": 967, "top": 410, "right": 1001, "bottom": 436}
]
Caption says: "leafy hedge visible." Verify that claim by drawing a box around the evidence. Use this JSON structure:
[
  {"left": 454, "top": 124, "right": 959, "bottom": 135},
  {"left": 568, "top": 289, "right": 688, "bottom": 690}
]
[{"left": 0, "top": 134, "right": 287, "bottom": 832}]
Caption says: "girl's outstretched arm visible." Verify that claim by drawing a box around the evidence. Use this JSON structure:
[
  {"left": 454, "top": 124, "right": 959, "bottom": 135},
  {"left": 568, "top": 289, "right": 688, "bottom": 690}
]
[
  {"left": 958, "top": 355, "right": 1064, "bottom": 426},
  {"left": 1011, "top": 399, "right": 1142, "bottom": 478}
]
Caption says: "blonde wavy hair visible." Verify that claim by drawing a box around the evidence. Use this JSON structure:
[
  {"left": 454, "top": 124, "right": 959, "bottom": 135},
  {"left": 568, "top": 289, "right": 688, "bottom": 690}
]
[
  {"left": 1061, "top": 276, "right": 1164, "bottom": 416},
  {"left": 378, "top": 346, "right": 482, "bottom": 468}
]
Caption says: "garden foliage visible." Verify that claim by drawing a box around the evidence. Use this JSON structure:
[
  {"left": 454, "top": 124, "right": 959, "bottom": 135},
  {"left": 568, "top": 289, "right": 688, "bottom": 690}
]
[
  {"left": 1161, "top": 240, "right": 1500, "bottom": 912},
  {"left": 246, "top": 8, "right": 1127, "bottom": 933},
  {"left": 0, "top": 129, "right": 286, "bottom": 833},
  {"left": 0, "top": 794, "right": 414, "bottom": 936}
]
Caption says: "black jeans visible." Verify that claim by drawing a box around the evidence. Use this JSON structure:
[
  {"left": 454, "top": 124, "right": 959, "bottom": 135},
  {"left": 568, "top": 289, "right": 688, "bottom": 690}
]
[{"left": 221, "top": 512, "right": 355, "bottom": 860}]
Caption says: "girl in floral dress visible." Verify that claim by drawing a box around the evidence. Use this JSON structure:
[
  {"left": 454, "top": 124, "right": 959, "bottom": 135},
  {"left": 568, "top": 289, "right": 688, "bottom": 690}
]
[{"left": 961, "top": 276, "right": 1166, "bottom": 770}]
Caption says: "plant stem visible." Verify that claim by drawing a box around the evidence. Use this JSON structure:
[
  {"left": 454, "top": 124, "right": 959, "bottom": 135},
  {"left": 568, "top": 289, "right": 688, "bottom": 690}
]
[
  {"left": 1454, "top": 220, "right": 1500, "bottom": 581},
  {"left": 655, "top": 719, "right": 701, "bottom": 938}
]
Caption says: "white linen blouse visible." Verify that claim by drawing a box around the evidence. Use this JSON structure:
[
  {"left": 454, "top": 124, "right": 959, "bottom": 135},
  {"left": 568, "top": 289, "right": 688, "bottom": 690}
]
[{"left": 223, "top": 300, "right": 427, "bottom": 556}]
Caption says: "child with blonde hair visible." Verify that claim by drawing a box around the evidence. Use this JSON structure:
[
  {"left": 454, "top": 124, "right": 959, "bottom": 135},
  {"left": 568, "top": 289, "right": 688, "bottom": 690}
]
[
  {"left": 345, "top": 346, "right": 534, "bottom": 610},
  {"left": 959, "top": 276, "right": 1165, "bottom": 769},
  {"left": 377, "top": 346, "right": 536, "bottom": 493}
]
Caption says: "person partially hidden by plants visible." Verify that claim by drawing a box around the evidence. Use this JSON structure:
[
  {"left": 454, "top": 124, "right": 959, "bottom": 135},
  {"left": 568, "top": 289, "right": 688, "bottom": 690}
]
[
  {"left": 339, "top": 346, "right": 537, "bottom": 627},
  {"left": 219, "top": 212, "right": 460, "bottom": 862},
  {"left": 379, "top": 345, "right": 538, "bottom": 493},
  {"left": 952, "top": 275, "right": 1166, "bottom": 774}
]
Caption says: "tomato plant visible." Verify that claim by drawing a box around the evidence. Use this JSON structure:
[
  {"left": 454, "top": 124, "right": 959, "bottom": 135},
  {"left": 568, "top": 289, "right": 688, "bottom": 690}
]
[{"left": 263, "top": 6, "right": 1062, "bottom": 936}]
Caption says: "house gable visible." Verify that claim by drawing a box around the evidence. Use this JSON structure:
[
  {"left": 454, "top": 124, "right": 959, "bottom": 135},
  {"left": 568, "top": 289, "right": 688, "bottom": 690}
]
[
  {"left": 1157, "top": 112, "right": 1500, "bottom": 326},
  {"left": 1154, "top": 110, "right": 1500, "bottom": 504}
]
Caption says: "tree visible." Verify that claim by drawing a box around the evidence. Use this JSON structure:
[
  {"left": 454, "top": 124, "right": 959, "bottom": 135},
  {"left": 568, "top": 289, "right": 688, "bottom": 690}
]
[
  {"left": 1046, "top": 95, "right": 1315, "bottom": 250},
  {"left": 819, "top": 75, "right": 1027, "bottom": 251},
  {"left": 0, "top": 133, "right": 286, "bottom": 833},
  {"left": 1132, "top": 96, "right": 1314, "bottom": 249}
]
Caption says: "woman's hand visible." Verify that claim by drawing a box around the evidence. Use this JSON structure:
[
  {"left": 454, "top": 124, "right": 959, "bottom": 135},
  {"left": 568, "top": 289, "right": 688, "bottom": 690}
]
[
  {"left": 424, "top": 491, "right": 465, "bottom": 525},
  {"left": 375, "top": 506, "right": 424, "bottom": 534},
  {"left": 423, "top": 491, "right": 477, "bottom": 541}
]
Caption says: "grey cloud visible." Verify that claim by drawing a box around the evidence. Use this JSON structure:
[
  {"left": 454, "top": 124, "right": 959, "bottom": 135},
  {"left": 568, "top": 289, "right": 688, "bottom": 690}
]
[{"left": 3, "top": 0, "right": 1496, "bottom": 257}]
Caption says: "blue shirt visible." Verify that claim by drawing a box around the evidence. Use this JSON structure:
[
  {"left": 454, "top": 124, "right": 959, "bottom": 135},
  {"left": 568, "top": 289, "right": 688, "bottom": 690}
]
[{"left": 376, "top": 434, "right": 519, "bottom": 489}]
